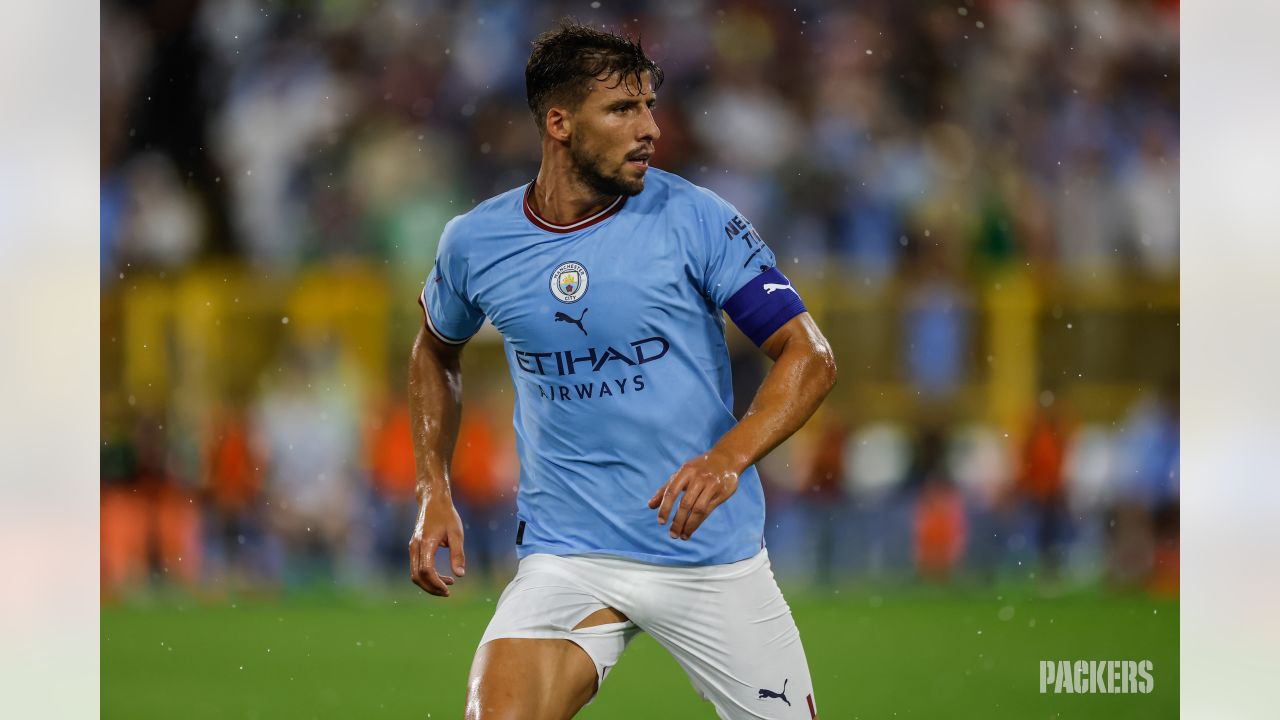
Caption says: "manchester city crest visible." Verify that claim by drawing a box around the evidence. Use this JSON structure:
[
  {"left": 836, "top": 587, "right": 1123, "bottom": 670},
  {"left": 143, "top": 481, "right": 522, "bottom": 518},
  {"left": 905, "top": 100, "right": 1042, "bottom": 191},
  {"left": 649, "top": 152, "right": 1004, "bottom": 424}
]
[{"left": 549, "top": 261, "right": 588, "bottom": 303}]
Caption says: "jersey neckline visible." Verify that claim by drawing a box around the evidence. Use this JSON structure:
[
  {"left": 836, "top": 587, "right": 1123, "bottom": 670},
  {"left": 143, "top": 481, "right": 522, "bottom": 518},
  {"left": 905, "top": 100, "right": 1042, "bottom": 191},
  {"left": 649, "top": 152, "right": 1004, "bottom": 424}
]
[{"left": 522, "top": 181, "right": 627, "bottom": 233}]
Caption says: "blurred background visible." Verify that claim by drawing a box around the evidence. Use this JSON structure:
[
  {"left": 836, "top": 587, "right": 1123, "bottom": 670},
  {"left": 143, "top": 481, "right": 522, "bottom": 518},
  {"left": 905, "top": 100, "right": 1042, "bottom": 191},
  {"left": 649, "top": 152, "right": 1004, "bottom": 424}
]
[{"left": 100, "top": 0, "right": 1178, "bottom": 716}]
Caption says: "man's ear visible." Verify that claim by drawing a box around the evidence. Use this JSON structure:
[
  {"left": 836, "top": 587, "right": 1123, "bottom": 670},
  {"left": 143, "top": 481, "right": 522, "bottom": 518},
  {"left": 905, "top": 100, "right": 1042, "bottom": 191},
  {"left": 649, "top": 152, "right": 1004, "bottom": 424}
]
[{"left": 545, "top": 107, "right": 572, "bottom": 143}]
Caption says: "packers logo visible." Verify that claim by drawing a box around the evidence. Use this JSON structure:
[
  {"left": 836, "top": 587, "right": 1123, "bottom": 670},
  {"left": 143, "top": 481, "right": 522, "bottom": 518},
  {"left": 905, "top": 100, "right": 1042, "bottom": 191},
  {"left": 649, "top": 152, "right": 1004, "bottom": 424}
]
[{"left": 550, "top": 261, "right": 588, "bottom": 303}]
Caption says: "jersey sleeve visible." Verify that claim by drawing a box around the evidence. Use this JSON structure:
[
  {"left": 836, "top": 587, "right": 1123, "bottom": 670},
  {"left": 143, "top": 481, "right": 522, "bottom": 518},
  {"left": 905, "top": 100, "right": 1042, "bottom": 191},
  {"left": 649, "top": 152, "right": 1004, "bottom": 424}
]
[
  {"left": 693, "top": 188, "right": 807, "bottom": 347},
  {"left": 418, "top": 218, "right": 484, "bottom": 345}
]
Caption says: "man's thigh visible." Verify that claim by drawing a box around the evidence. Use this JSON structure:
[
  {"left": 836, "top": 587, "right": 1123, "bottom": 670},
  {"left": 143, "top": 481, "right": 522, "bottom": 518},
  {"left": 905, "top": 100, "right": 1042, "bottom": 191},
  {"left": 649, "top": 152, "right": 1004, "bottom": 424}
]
[
  {"left": 468, "top": 553, "right": 639, "bottom": 718},
  {"left": 465, "top": 636, "right": 598, "bottom": 720}
]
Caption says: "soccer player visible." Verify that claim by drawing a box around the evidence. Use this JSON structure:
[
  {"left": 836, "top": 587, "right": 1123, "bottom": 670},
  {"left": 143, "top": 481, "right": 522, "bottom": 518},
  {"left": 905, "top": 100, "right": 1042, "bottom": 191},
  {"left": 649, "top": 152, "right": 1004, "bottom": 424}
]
[{"left": 408, "top": 21, "right": 836, "bottom": 719}]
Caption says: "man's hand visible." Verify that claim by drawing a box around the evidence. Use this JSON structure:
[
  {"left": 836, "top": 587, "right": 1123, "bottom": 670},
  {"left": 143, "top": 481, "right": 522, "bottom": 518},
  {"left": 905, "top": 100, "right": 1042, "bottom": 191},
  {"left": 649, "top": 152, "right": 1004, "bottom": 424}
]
[
  {"left": 409, "top": 493, "right": 467, "bottom": 596},
  {"left": 648, "top": 450, "right": 741, "bottom": 541}
]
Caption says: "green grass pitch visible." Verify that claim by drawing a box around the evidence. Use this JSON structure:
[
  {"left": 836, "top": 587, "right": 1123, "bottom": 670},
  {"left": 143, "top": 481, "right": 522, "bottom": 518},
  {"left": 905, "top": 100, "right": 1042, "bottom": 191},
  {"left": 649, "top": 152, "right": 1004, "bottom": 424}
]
[{"left": 103, "top": 584, "right": 1177, "bottom": 718}]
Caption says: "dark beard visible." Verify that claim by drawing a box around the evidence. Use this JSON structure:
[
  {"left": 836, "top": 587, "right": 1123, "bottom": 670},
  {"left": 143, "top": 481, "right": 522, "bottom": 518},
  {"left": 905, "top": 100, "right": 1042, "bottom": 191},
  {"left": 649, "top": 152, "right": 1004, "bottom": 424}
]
[{"left": 569, "top": 138, "right": 644, "bottom": 197}]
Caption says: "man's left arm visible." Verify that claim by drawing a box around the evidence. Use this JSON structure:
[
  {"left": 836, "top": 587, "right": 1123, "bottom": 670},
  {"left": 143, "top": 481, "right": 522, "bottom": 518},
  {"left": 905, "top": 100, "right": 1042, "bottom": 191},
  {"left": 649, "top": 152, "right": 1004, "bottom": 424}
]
[{"left": 649, "top": 312, "right": 837, "bottom": 539}]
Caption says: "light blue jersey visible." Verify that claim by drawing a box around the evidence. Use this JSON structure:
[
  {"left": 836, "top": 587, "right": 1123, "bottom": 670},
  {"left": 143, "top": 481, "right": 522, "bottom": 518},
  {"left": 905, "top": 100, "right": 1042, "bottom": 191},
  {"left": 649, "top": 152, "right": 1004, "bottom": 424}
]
[{"left": 420, "top": 168, "right": 806, "bottom": 566}]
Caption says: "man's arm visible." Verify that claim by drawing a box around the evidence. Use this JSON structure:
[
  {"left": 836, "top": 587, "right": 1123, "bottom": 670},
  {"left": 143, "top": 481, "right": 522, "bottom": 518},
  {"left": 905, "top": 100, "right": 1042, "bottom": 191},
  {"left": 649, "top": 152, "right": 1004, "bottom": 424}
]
[
  {"left": 407, "top": 324, "right": 468, "bottom": 597},
  {"left": 649, "top": 312, "right": 837, "bottom": 539}
]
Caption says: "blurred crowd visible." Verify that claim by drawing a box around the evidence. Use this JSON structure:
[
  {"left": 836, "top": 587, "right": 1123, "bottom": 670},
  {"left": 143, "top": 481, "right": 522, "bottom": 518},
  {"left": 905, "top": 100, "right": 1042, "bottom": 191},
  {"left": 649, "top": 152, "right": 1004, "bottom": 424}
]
[
  {"left": 100, "top": 360, "right": 1178, "bottom": 598},
  {"left": 99, "top": 0, "right": 1178, "bottom": 600},
  {"left": 101, "top": 0, "right": 1177, "bottom": 282},
  {"left": 761, "top": 384, "right": 1178, "bottom": 593},
  {"left": 101, "top": 364, "right": 522, "bottom": 597}
]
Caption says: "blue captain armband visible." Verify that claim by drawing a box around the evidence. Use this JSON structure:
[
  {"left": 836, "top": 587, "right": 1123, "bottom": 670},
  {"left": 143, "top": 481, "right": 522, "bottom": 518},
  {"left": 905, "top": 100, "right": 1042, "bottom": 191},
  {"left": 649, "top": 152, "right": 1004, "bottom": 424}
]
[{"left": 721, "top": 267, "right": 807, "bottom": 347}]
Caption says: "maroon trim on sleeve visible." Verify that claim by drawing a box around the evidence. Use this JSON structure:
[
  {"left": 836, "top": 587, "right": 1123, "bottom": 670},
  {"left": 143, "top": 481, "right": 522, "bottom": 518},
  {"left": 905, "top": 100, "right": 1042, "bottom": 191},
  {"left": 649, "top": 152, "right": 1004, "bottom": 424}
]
[{"left": 418, "top": 286, "right": 471, "bottom": 345}]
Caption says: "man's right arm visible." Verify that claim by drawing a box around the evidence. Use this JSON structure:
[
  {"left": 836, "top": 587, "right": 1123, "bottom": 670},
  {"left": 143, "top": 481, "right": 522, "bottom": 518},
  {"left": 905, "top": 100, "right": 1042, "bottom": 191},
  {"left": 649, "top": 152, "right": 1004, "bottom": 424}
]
[{"left": 407, "top": 324, "right": 468, "bottom": 597}]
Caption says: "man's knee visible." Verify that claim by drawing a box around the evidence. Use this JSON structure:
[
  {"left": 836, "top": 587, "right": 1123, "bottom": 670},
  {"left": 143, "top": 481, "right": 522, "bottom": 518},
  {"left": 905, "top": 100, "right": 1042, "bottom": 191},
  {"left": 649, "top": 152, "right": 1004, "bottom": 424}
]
[{"left": 463, "top": 687, "right": 526, "bottom": 720}]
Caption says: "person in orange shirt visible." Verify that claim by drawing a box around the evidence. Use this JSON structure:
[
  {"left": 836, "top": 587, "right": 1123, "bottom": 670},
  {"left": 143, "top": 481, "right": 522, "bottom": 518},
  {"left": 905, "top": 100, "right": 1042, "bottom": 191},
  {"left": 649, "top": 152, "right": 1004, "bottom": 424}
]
[
  {"left": 909, "top": 425, "right": 967, "bottom": 581},
  {"left": 102, "top": 410, "right": 202, "bottom": 598},
  {"left": 367, "top": 395, "right": 420, "bottom": 581},
  {"left": 366, "top": 392, "right": 515, "bottom": 586},
  {"left": 203, "top": 402, "right": 266, "bottom": 592},
  {"left": 913, "top": 475, "right": 967, "bottom": 582},
  {"left": 449, "top": 403, "right": 517, "bottom": 587},
  {"left": 1017, "top": 402, "right": 1070, "bottom": 582},
  {"left": 101, "top": 404, "right": 144, "bottom": 601}
]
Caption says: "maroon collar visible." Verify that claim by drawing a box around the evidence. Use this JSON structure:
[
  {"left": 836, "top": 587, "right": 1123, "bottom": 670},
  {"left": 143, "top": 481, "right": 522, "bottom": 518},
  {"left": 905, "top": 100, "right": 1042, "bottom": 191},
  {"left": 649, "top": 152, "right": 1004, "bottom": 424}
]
[{"left": 523, "top": 182, "right": 626, "bottom": 233}]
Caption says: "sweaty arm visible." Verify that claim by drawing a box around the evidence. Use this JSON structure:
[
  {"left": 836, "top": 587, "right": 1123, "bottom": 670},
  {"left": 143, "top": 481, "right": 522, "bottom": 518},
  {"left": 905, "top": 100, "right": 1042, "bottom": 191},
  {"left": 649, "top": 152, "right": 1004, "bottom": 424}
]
[
  {"left": 651, "top": 312, "right": 837, "bottom": 539},
  {"left": 407, "top": 325, "right": 468, "bottom": 596}
]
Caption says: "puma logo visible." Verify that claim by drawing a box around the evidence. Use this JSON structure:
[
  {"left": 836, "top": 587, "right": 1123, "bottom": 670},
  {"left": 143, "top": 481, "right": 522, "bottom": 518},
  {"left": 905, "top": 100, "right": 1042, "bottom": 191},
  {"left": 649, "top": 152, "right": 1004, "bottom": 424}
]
[
  {"left": 763, "top": 282, "right": 797, "bottom": 296},
  {"left": 554, "top": 307, "right": 588, "bottom": 336},
  {"left": 758, "top": 679, "right": 790, "bottom": 706}
]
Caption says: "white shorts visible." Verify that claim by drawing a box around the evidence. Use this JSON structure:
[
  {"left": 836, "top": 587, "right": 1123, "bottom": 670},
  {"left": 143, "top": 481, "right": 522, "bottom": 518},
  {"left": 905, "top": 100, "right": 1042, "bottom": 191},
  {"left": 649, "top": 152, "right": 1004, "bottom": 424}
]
[{"left": 478, "top": 548, "right": 818, "bottom": 719}]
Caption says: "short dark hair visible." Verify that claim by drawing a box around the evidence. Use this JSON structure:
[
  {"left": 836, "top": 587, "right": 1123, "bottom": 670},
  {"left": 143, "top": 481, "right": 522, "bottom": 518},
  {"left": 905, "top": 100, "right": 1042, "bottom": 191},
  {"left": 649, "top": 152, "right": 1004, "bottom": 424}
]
[{"left": 525, "top": 20, "right": 664, "bottom": 133}]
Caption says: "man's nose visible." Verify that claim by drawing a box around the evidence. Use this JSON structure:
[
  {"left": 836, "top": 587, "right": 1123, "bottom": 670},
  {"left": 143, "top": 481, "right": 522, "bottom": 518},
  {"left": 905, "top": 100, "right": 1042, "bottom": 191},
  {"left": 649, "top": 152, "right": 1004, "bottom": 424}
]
[{"left": 638, "top": 107, "right": 661, "bottom": 143}]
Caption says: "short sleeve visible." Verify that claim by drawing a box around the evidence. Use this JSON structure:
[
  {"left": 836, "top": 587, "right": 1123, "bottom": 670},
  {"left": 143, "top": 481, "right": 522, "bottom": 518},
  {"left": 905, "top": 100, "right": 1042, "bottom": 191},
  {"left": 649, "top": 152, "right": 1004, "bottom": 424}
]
[
  {"left": 418, "top": 218, "right": 484, "bottom": 345},
  {"left": 693, "top": 188, "right": 806, "bottom": 346}
]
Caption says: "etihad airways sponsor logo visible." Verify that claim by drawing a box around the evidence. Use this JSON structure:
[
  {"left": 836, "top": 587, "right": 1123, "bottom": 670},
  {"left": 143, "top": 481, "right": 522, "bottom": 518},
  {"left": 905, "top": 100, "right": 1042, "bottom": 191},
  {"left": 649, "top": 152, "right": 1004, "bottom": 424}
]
[
  {"left": 514, "top": 336, "right": 669, "bottom": 376},
  {"left": 529, "top": 374, "right": 646, "bottom": 402}
]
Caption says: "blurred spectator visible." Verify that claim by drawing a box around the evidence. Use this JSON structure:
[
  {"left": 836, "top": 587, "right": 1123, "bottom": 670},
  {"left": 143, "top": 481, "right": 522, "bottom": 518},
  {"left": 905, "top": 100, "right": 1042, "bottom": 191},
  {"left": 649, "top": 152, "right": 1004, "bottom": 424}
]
[
  {"left": 1110, "top": 384, "right": 1180, "bottom": 589},
  {"left": 101, "top": 403, "right": 143, "bottom": 600},
  {"left": 108, "top": 151, "right": 205, "bottom": 271},
  {"left": 1121, "top": 122, "right": 1180, "bottom": 278},
  {"left": 1116, "top": 385, "right": 1180, "bottom": 509},
  {"left": 947, "top": 424, "right": 1015, "bottom": 583},
  {"left": 212, "top": 42, "right": 357, "bottom": 266},
  {"left": 902, "top": 247, "right": 970, "bottom": 402},
  {"left": 907, "top": 423, "right": 968, "bottom": 580},
  {"left": 365, "top": 391, "right": 419, "bottom": 582},
  {"left": 201, "top": 402, "right": 268, "bottom": 593},
  {"left": 800, "top": 423, "right": 848, "bottom": 586},
  {"left": 913, "top": 475, "right": 968, "bottom": 582},
  {"left": 1016, "top": 400, "right": 1071, "bottom": 582},
  {"left": 843, "top": 422, "right": 913, "bottom": 578},
  {"left": 1062, "top": 423, "right": 1118, "bottom": 585},
  {"left": 254, "top": 343, "right": 362, "bottom": 588},
  {"left": 450, "top": 403, "right": 517, "bottom": 587},
  {"left": 1054, "top": 146, "right": 1124, "bottom": 285},
  {"left": 101, "top": 409, "right": 202, "bottom": 598},
  {"left": 138, "top": 414, "right": 202, "bottom": 590}
]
